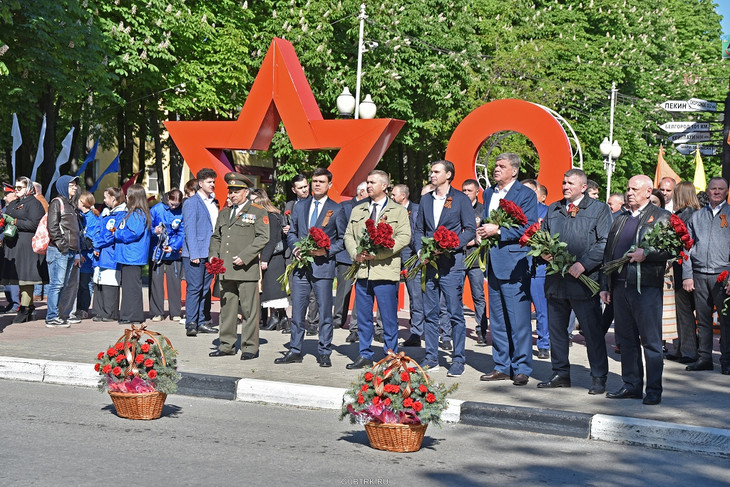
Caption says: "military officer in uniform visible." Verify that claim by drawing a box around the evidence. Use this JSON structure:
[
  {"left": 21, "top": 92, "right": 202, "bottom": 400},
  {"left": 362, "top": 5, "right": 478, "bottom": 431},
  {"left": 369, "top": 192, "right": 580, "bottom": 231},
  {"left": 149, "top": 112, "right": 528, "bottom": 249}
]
[{"left": 208, "top": 173, "right": 270, "bottom": 359}]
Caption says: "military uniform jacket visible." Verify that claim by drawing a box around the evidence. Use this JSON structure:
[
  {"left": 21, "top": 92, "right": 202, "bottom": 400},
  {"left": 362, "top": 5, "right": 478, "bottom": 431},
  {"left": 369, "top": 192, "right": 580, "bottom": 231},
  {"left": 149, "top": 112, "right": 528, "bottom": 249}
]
[{"left": 209, "top": 201, "right": 270, "bottom": 282}]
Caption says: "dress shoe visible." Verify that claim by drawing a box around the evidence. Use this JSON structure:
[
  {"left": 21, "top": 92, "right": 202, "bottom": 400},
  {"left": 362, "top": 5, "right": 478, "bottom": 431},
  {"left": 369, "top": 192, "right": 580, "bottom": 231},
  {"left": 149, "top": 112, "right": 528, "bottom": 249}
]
[
  {"left": 722, "top": 367, "right": 730, "bottom": 375},
  {"left": 537, "top": 374, "right": 571, "bottom": 389},
  {"left": 480, "top": 370, "right": 510, "bottom": 382},
  {"left": 537, "top": 349, "right": 550, "bottom": 360},
  {"left": 306, "top": 324, "right": 318, "bottom": 336},
  {"left": 677, "top": 356, "right": 695, "bottom": 364},
  {"left": 118, "top": 319, "right": 131, "bottom": 325},
  {"left": 588, "top": 377, "right": 606, "bottom": 395},
  {"left": 318, "top": 355, "right": 332, "bottom": 367},
  {"left": 346, "top": 356, "right": 373, "bottom": 370},
  {"left": 197, "top": 323, "right": 219, "bottom": 334},
  {"left": 440, "top": 340, "right": 453, "bottom": 351},
  {"left": 374, "top": 332, "right": 384, "bottom": 343},
  {"left": 513, "top": 373, "right": 529, "bottom": 386},
  {"left": 476, "top": 335, "right": 486, "bottom": 346},
  {"left": 606, "top": 386, "right": 643, "bottom": 399},
  {"left": 92, "top": 316, "right": 104, "bottom": 322},
  {"left": 345, "top": 331, "right": 359, "bottom": 343},
  {"left": 665, "top": 353, "right": 681, "bottom": 361},
  {"left": 643, "top": 392, "right": 661, "bottom": 405},
  {"left": 186, "top": 326, "right": 198, "bottom": 337},
  {"left": 240, "top": 351, "right": 259, "bottom": 360},
  {"left": 209, "top": 349, "right": 235, "bottom": 357},
  {"left": 281, "top": 320, "right": 291, "bottom": 334},
  {"left": 261, "top": 315, "right": 280, "bottom": 331},
  {"left": 274, "top": 351, "right": 303, "bottom": 364},
  {"left": 686, "top": 360, "right": 713, "bottom": 371},
  {"left": 401, "top": 334, "right": 421, "bottom": 347}
]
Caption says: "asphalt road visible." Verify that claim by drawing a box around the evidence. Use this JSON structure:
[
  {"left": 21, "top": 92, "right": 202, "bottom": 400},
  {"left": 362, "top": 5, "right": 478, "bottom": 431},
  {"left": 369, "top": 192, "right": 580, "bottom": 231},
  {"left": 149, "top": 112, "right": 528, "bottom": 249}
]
[{"left": 1, "top": 381, "right": 729, "bottom": 487}]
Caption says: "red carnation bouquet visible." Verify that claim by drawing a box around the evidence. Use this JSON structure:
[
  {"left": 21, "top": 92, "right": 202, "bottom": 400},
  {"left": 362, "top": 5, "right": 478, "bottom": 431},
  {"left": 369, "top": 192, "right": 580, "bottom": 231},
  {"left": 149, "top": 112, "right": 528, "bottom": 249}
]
[
  {"left": 403, "top": 226, "right": 460, "bottom": 291},
  {"left": 717, "top": 271, "right": 730, "bottom": 316},
  {"left": 520, "top": 221, "right": 600, "bottom": 295},
  {"left": 602, "top": 214, "right": 693, "bottom": 292},
  {"left": 278, "top": 227, "right": 331, "bottom": 292},
  {"left": 205, "top": 257, "right": 226, "bottom": 275},
  {"left": 344, "top": 218, "right": 396, "bottom": 280},
  {"left": 465, "top": 199, "right": 528, "bottom": 271}
]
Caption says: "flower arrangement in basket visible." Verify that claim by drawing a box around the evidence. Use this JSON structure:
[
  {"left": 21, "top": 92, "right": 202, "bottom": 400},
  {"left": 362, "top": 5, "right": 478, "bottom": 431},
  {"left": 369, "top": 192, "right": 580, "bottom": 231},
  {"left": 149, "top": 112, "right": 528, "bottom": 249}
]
[
  {"left": 277, "top": 226, "right": 331, "bottom": 292},
  {"left": 344, "top": 218, "right": 395, "bottom": 280},
  {"left": 403, "top": 226, "right": 461, "bottom": 291},
  {"left": 94, "top": 325, "right": 180, "bottom": 420},
  {"left": 341, "top": 350, "right": 457, "bottom": 452},
  {"left": 464, "top": 199, "right": 527, "bottom": 271}
]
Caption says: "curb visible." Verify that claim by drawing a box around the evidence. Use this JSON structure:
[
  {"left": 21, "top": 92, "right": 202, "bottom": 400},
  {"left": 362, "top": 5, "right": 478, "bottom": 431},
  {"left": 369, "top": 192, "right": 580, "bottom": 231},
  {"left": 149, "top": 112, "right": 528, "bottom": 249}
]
[{"left": 1, "top": 356, "right": 727, "bottom": 457}]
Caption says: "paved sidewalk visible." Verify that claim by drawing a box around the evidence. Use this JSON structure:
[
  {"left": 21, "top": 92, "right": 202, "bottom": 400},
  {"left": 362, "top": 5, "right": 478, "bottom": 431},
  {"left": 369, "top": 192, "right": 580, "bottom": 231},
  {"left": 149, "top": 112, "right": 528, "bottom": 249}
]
[{"left": 1, "top": 296, "right": 728, "bottom": 457}]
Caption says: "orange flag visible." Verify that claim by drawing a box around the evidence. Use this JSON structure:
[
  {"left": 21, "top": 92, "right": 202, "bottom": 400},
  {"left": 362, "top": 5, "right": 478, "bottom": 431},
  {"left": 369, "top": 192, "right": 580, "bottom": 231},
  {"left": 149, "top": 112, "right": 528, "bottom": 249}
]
[{"left": 653, "top": 145, "right": 680, "bottom": 187}]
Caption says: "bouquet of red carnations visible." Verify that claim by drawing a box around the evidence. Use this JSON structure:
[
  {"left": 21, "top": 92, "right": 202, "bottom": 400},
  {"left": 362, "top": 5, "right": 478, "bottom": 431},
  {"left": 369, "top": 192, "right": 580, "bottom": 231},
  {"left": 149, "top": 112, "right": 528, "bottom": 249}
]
[
  {"left": 464, "top": 199, "right": 527, "bottom": 271},
  {"left": 520, "top": 221, "right": 600, "bottom": 295},
  {"left": 717, "top": 271, "right": 730, "bottom": 316},
  {"left": 205, "top": 257, "right": 226, "bottom": 275},
  {"left": 344, "top": 218, "right": 396, "bottom": 280},
  {"left": 403, "top": 226, "right": 460, "bottom": 291},
  {"left": 277, "top": 227, "right": 331, "bottom": 292},
  {"left": 602, "top": 214, "right": 693, "bottom": 292}
]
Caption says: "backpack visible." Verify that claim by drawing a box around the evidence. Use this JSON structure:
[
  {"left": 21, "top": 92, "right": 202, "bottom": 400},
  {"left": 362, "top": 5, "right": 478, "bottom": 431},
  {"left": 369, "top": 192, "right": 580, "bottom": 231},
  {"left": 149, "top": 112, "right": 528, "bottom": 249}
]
[{"left": 32, "top": 197, "right": 65, "bottom": 255}]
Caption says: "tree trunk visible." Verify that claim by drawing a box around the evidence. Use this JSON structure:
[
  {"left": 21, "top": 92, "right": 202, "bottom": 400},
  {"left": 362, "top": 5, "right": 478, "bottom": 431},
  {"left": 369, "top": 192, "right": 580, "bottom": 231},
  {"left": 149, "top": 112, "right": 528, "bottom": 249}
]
[
  {"left": 39, "top": 85, "right": 58, "bottom": 191},
  {"left": 167, "top": 111, "right": 183, "bottom": 190},
  {"left": 137, "top": 100, "right": 147, "bottom": 190},
  {"left": 116, "top": 104, "right": 126, "bottom": 188},
  {"left": 150, "top": 109, "right": 165, "bottom": 195}
]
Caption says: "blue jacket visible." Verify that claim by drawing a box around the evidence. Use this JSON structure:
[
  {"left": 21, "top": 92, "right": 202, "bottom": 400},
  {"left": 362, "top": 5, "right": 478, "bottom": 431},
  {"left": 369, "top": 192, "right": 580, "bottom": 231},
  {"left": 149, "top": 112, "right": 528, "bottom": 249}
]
[
  {"left": 114, "top": 209, "right": 151, "bottom": 266},
  {"left": 414, "top": 186, "right": 476, "bottom": 272},
  {"left": 182, "top": 192, "right": 216, "bottom": 260},
  {"left": 94, "top": 204, "right": 126, "bottom": 270},
  {"left": 286, "top": 196, "right": 344, "bottom": 279},
  {"left": 482, "top": 181, "right": 538, "bottom": 281},
  {"left": 79, "top": 210, "right": 100, "bottom": 273},
  {"left": 150, "top": 202, "right": 184, "bottom": 262}
]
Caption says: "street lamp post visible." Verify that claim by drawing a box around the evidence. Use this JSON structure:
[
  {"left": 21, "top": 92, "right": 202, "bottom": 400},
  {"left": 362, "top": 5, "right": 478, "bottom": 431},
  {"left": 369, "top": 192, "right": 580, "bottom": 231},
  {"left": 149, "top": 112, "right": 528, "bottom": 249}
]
[
  {"left": 602, "top": 82, "right": 621, "bottom": 201},
  {"left": 336, "top": 4, "right": 377, "bottom": 119}
]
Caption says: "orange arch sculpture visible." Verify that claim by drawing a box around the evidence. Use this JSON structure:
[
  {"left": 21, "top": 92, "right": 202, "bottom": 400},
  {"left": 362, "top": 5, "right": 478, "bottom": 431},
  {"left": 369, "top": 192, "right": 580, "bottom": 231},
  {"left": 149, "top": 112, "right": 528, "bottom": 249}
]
[{"left": 445, "top": 99, "right": 573, "bottom": 204}]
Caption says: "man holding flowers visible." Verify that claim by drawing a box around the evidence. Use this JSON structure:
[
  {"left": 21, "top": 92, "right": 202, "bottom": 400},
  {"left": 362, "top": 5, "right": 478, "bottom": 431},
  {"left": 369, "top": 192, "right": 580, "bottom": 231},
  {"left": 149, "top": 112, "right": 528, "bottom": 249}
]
[
  {"left": 600, "top": 175, "right": 671, "bottom": 405},
  {"left": 276, "top": 168, "right": 344, "bottom": 367},
  {"left": 414, "top": 160, "right": 476, "bottom": 377},
  {"left": 536, "top": 169, "right": 612, "bottom": 394},
  {"left": 681, "top": 177, "right": 730, "bottom": 375},
  {"left": 477, "top": 153, "right": 537, "bottom": 386},
  {"left": 344, "top": 170, "right": 411, "bottom": 369}
]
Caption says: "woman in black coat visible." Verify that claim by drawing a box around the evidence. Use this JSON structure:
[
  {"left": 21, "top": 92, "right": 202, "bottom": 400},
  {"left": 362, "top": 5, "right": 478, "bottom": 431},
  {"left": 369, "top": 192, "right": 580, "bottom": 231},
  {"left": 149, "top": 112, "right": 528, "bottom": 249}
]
[
  {"left": 1, "top": 177, "right": 48, "bottom": 322},
  {"left": 253, "top": 190, "right": 289, "bottom": 331}
]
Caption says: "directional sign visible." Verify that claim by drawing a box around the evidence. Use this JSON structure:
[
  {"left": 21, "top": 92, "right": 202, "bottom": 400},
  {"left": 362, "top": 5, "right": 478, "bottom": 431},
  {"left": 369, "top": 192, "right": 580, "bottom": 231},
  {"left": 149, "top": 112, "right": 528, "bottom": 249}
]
[
  {"left": 668, "top": 132, "right": 711, "bottom": 143},
  {"left": 688, "top": 98, "right": 718, "bottom": 112},
  {"left": 659, "top": 121, "right": 711, "bottom": 133},
  {"left": 675, "top": 144, "right": 721, "bottom": 156},
  {"left": 660, "top": 100, "right": 698, "bottom": 112}
]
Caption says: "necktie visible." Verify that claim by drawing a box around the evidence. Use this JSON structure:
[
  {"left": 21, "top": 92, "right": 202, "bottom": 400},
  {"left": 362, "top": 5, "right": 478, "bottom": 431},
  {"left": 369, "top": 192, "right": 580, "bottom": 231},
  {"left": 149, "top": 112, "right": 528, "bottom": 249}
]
[
  {"left": 568, "top": 203, "right": 575, "bottom": 213},
  {"left": 310, "top": 200, "right": 320, "bottom": 227},
  {"left": 370, "top": 202, "right": 378, "bottom": 221},
  {"left": 230, "top": 204, "right": 238, "bottom": 218}
]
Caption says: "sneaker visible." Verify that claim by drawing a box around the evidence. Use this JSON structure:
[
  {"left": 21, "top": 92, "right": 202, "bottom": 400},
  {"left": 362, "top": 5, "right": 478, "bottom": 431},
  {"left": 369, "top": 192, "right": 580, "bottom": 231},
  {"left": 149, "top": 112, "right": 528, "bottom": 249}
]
[
  {"left": 171, "top": 316, "right": 182, "bottom": 322},
  {"left": 447, "top": 362, "right": 464, "bottom": 377},
  {"left": 440, "top": 340, "right": 453, "bottom": 351},
  {"left": 420, "top": 360, "right": 440, "bottom": 372},
  {"left": 67, "top": 316, "right": 82, "bottom": 324},
  {"left": 537, "top": 348, "right": 550, "bottom": 359},
  {"left": 178, "top": 317, "right": 186, "bottom": 325},
  {"left": 45, "top": 317, "right": 70, "bottom": 328},
  {"left": 151, "top": 315, "right": 163, "bottom": 322}
]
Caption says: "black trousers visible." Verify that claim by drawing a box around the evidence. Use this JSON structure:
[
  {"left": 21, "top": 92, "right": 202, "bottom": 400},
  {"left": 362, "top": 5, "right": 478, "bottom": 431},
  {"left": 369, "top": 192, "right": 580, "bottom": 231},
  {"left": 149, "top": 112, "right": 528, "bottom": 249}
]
[
  {"left": 547, "top": 294, "right": 608, "bottom": 379},
  {"left": 92, "top": 283, "right": 119, "bottom": 320},
  {"left": 149, "top": 260, "right": 183, "bottom": 317},
  {"left": 673, "top": 285, "right": 697, "bottom": 360},
  {"left": 693, "top": 273, "right": 730, "bottom": 366},
  {"left": 119, "top": 264, "right": 144, "bottom": 322}
]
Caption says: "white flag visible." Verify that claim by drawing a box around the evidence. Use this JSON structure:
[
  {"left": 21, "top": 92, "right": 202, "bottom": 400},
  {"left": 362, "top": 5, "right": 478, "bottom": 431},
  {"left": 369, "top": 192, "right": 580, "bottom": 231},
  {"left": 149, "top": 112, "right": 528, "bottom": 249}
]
[
  {"left": 45, "top": 127, "right": 75, "bottom": 200},
  {"left": 30, "top": 115, "right": 47, "bottom": 182},
  {"left": 11, "top": 113, "right": 22, "bottom": 182}
]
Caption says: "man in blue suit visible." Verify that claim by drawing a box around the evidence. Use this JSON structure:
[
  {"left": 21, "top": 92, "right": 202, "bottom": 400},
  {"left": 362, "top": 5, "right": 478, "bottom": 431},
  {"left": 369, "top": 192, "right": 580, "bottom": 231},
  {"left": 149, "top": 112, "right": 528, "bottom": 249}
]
[
  {"left": 477, "top": 153, "right": 537, "bottom": 386},
  {"left": 182, "top": 168, "right": 219, "bottom": 337},
  {"left": 276, "top": 167, "right": 344, "bottom": 367},
  {"left": 415, "top": 160, "right": 476, "bottom": 377}
]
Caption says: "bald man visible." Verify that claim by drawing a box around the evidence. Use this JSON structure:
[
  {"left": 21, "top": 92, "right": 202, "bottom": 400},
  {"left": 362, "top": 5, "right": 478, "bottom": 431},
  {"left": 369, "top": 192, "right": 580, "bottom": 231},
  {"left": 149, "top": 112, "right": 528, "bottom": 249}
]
[{"left": 600, "top": 175, "right": 671, "bottom": 405}]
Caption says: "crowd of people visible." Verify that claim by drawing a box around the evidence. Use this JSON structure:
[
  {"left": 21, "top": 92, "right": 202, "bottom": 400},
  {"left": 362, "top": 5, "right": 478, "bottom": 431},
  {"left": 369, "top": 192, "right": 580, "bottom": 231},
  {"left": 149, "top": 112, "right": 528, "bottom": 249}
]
[{"left": 2, "top": 158, "right": 728, "bottom": 406}]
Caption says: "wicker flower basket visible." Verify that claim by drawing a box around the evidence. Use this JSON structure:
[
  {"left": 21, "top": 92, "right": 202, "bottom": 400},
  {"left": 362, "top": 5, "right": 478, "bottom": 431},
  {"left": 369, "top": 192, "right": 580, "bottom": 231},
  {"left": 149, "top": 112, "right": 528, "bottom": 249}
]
[
  {"left": 364, "top": 422, "right": 428, "bottom": 452},
  {"left": 108, "top": 391, "right": 167, "bottom": 420}
]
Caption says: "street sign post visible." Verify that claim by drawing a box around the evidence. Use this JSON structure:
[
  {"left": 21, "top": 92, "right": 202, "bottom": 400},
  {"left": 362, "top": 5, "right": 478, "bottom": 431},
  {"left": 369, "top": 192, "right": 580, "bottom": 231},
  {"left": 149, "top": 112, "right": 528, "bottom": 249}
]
[
  {"left": 688, "top": 98, "right": 718, "bottom": 112},
  {"left": 660, "top": 99, "right": 719, "bottom": 112},
  {"left": 668, "top": 132, "right": 712, "bottom": 144},
  {"left": 675, "top": 144, "right": 721, "bottom": 156},
  {"left": 659, "top": 121, "right": 711, "bottom": 133}
]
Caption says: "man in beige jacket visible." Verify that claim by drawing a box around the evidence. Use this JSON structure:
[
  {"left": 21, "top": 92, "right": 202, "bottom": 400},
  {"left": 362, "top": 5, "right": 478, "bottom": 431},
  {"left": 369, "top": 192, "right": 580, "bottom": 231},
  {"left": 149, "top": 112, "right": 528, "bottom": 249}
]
[{"left": 344, "top": 170, "right": 411, "bottom": 369}]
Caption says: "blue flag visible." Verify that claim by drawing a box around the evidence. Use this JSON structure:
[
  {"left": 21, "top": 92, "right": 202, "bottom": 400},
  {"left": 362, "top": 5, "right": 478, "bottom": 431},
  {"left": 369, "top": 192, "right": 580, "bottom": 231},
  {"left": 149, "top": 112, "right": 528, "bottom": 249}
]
[
  {"left": 11, "top": 113, "right": 22, "bottom": 182},
  {"left": 89, "top": 152, "right": 121, "bottom": 193},
  {"left": 76, "top": 136, "right": 100, "bottom": 177}
]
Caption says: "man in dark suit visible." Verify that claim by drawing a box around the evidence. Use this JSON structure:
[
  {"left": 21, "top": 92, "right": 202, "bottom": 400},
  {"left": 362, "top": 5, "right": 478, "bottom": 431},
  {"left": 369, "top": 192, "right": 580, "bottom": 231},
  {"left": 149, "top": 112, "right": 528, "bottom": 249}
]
[
  {"left": 283, "top": 174, "right": 317, "bottom": 334},
  {"left": 537, "top": 169, "right": 611, "bottom": 394},
  {"left": 182, "top": 168, "right": 219, "bottom": 337},
  {"left": 208, "top": 173, "right": 269, "bottom": 359},
  {"left": 414, "top": 160, "right": 476, "bottom": 377},
  {"left": 276, "top": 168, "right": 344, "bottom": 367},
  {"left": 601, "top": 175, "right": 671, "bottom": 405},
  {"left": 461, "top": 178, "right": 488, "bottom": 345},
  {"left": 391, "top": 184, "right": 423, "bottom": 347},
  {"left": 477, "top": 153, "right": 537, "bottom": 386}
]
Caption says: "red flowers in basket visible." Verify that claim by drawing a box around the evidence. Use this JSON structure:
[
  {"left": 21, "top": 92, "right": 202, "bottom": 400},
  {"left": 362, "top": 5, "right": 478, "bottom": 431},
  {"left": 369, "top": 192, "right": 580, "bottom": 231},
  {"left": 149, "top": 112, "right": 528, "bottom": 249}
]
[
  {"left": 205, "top": 257, "right": 226, "bottom": 275},
  {"left": 278, "top": 227, "right": 331, "bottom": 292},
  {"left": 345, "top": 219, "right": 396, "bottom": 280},
  {"left": 465, "top": 199, "right": 527, "bottom": 271},
  {"left": 403, "top": 226, "right": 460, "bottom": 290}
]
